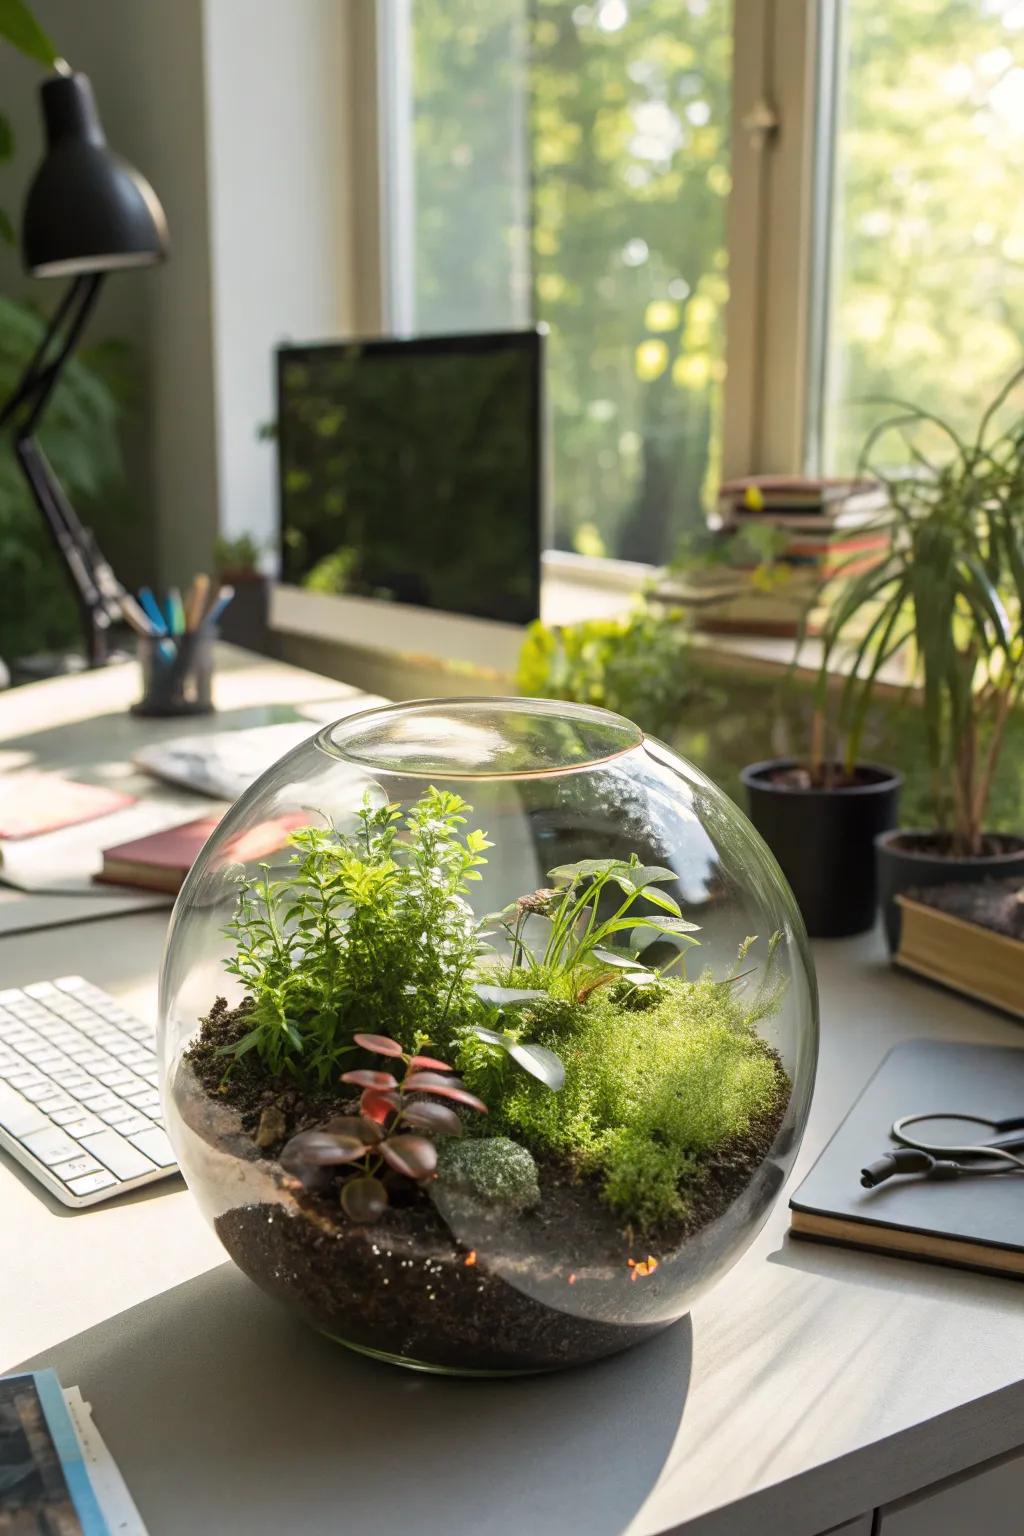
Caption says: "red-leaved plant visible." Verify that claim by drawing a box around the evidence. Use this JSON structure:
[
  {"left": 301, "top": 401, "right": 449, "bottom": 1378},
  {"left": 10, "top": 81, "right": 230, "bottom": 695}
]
[{"left": 279, "top": 1033, "right": 487, "bottom": 1222}]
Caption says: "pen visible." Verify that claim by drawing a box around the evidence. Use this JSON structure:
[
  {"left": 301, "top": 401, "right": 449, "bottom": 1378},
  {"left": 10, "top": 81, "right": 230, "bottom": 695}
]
[
  {"left": 186, "top": 573, "right": 210, "bottom": 631},
  {"left": 120, "top": 593, "right": 157, "bottom": 637},
  {"left": 203, "top": 584, "right": 235, "bottom": 633},
  {"left": 138, "top": 586, "right": 169, "bottom": 635},
  {"left": 168, "top": 587, "right": 186, "bottom": 636}
]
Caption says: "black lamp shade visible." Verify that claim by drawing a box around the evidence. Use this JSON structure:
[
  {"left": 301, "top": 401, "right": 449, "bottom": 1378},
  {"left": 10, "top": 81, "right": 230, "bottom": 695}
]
[{"left": 22, "top": 72, "right": 168, "bottom": 277}]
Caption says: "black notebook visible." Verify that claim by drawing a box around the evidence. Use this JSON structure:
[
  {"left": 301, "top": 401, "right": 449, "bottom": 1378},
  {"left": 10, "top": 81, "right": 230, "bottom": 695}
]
[{"left": 789, "top": 1040, "right": 1024, "bottom": 1279}]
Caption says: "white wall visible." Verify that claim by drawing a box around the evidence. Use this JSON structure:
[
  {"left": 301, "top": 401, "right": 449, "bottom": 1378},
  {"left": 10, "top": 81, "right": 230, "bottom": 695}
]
[
  {"left": 1, "top": 0, "right": 359, "bottom": 587},
  {"left": 202, "top": 0, "right": 355, "bottom": 558}
]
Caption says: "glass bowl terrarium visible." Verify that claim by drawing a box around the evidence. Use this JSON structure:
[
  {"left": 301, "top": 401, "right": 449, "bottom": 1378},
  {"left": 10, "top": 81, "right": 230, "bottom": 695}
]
[{"left": 158, "top": 698, "right": 818, "bottom": 1374}]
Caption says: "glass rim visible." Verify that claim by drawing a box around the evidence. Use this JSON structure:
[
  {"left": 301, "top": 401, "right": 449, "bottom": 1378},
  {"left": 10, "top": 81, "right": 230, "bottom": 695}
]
[{"left": 315, "top": 695, "right": 645, "bottom": 780}]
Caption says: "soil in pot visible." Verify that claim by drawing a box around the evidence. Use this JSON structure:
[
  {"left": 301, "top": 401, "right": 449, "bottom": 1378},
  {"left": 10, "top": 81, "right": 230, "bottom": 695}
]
[
  {"left": 176, "top": 1000, "right": 790, "bottom": 1375},
  {"left": 876, "top": 830, "right": 1024, "bottom": 952},
  {"left": 742, "top": 759, "right": 902, "bottom": 939}
]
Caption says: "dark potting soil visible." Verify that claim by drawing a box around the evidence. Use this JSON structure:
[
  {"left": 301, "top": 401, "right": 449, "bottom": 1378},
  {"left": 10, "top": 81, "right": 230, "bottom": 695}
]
[
  {"left": 180, "top": 1000, "right": 789, "bottom": 1372},
  {"left": 767, "top": 762, "right": 880, "bottom": 792},
  {"left": 887, "top": 831, "right": 1024, "bottom": 861},
  {"left": 913, "top": 876, "right": 1024, "bottom": 941}
]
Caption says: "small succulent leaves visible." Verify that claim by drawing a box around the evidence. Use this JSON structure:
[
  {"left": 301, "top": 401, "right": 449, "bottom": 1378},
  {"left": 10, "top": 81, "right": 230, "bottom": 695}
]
[
  {"left": 341, "top": 1068, "right": 399, "bottom": 1090},
  {"left": 471, "top": 1025, "right": 565, "bottom": 1092},
  {"left": 398, "top": 1100, "right": 464, "bottom": 1136},
  {"left": 280, "top": 1130, "right": 370, "bottom": 1187},
  {"left": 322, "top": 1114, "right": 383, "bottom": 1144},
  {"left": 380, "top": 1134, "right": 438, "bottom": 1180},
  {"left": 352, "top": 1032, "right": 404, "bottom": 1057},
  {"left": 402, "top": 1071, "right": 488, "bottom": 1112},
  {"left": 341, "top": 1175, "right": 388, "bottom": 1221},
  {"left": 360, "top": 1088, "right": 401, "bottom": 1124}
]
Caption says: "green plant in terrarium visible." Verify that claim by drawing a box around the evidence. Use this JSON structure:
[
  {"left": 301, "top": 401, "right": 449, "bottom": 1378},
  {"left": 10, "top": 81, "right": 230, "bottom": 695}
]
[
  {"left": 207, "top": 785, "right": 788, "bottom": 1236},
  {"left": 163, "top": 696, "right": 816, "bottom": 1374}
]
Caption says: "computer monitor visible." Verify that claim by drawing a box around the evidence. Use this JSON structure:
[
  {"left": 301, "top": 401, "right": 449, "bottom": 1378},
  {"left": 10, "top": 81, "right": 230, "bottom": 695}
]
[{"left": 274, "top": 329, "right": 543, "bottom": 659}]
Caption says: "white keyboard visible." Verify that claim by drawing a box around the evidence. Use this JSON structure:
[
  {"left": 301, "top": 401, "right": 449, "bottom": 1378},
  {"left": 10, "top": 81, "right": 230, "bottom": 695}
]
[{"left": 0, "top": 977, "right": 177, "bottom": 1208}]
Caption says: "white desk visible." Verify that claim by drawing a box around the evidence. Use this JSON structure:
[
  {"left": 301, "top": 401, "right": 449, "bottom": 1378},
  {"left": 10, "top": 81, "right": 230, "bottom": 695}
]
[{"left": 2, "top": 652, "right": 1024, "bottom": 1536}]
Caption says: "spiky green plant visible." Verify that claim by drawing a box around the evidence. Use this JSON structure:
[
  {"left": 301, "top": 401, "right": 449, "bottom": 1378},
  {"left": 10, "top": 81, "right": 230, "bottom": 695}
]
[{"left": 817, "top": 366, "right": 1024, "bottom": 854}]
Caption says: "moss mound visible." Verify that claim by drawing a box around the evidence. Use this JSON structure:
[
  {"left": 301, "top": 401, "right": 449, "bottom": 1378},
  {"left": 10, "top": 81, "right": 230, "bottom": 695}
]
[{"left": 458, "top": 972, "right": 787, "bottom": 1230}]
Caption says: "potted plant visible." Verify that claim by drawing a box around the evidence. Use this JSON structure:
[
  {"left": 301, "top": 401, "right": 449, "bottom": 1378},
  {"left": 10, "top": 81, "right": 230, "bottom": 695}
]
[
  {"left": 212, "top": 533, "right": 272, "bottom": 654},
  {"left": 740, "top": 547, "right": 903, "bottom": 941},
  {"left": 158, "top": 698, "right": 817, "bottom": 1374},
  {"left": 845, "top": 370, "right": 1024, "bottom": 949}
]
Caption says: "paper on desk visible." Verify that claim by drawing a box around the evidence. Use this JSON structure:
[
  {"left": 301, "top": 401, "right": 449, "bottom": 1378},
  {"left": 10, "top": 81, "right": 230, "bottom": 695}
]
[
  {"left": 63, "top": 1386, "right": 150, "bottom": 1536},
  {"left": 132, "top": 694, "right": 389, "bottom": 801},
  {"left": 0, "top": 795, "right": 226, "bottom": 894}
]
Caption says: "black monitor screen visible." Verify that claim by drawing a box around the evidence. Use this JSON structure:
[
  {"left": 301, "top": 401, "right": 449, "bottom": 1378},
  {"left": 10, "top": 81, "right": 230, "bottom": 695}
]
[{"left": 277, "top": 330, "right": 542, "bottom": 625}]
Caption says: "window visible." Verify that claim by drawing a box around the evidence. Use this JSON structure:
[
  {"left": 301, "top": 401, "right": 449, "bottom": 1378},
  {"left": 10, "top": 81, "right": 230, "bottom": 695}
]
[
  {"left": 823, "top": 0, "right": 1024, "bottom": 467},
  {"left": 399, "top": 0, "right": 731, "bottom": 565},
  {"left": 374, "top": 2, "right": 1024, "bottom": 569}
]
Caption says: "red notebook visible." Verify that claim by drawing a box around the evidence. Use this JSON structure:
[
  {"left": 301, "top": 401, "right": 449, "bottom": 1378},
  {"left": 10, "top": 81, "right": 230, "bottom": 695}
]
[
  {"left": 0, "top": 772, "right": 135, "bottom": 840},
  {"left": 95, "top": 813, "right": 304, "bottom": 894}
]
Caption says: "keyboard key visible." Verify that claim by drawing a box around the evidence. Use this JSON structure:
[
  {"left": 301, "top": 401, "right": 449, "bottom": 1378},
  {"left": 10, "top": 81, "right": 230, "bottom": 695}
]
[
  {"left": 0, "top": 1083, "right": 49, "bottom": 1138},
  {"left": 125, "top": 1090, "right": 161, "bottom": 1111},
  {"left": 52, "top": 1153, "right": 104, "bottom": 1181},
  {"left": 76, "top": 1089, "right": 120, "bottom": 1113},
  {"left": 60, "top": 1113, "right": 106, "bottom": 1139},
  {"left": 112, "top": 1112, "right": 152, "bottom": 1137},
  {"left": 23, "top": 1083, "right": 68, "bottom": 1105},
  {"left": 67, "top": 1170, "right": 117, "bottom": 1198},
  {"left": 99, "top": 1104, "right": 137, "bottom": 1127},
  {"left": 30, "top": 1090, "right": 74, "bottom": 1114},
  {"left": 126, "top": 1127, "right": 176, "bottom": 1168},
  {"left": 94, "top": 1067, "right": 136, "bottom": 1088},
  {"left": 21, "top": 1126, "right": 80, "bottom": 1167},
  {"left": 6, "top": 1072, "right": 46, "bottom": 1092},
  {"left": 78, "top": 1130, "right": 156, "bottom": 1180}
]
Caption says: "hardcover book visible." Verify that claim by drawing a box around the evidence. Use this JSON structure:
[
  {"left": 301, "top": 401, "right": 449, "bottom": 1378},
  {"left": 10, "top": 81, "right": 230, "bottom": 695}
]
[{"left": 790, "top": 1040, "right": 1024, "bottom": 1279}]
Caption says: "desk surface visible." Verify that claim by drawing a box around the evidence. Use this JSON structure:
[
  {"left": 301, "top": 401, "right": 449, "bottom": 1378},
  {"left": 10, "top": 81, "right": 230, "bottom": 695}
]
[{"left": 2, "top": 652, "right": 1023, "bottom": 1536}]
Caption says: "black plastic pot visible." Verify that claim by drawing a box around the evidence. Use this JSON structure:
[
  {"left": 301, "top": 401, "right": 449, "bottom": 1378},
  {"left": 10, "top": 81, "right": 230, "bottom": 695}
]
[
  {"left": 741, "top": 759, "right": 902, "bottom": 939},
  {"left": 217, "top": 573, "right": 273, "bottom": 655},
  {"left": 876, "top": 829, "right": 1024, "bottom": 953}
]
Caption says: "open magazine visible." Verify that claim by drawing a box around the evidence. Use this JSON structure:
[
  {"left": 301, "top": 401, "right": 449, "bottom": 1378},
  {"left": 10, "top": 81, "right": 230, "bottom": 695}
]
[{"left": 0, "top": 1371, "right": 147, "bottom": 1535}]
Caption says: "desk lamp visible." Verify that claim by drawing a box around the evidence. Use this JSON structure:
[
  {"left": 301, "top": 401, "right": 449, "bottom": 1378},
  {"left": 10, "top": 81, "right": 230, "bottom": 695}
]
[{"left": 0, "top": 66, "right": 168, "bottom": 666}]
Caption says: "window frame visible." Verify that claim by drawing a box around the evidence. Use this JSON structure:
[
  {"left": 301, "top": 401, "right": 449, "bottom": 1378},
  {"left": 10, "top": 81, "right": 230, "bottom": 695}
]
[{"left": 356, "top": 0, "right": 835, "bottom": 568}]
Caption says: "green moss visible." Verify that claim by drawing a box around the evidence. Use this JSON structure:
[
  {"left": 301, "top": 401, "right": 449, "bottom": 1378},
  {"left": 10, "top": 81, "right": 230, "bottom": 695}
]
[
  {"left": 458, "top": 971, "right": 786, "bottom": 1230},
  {"left": 436, "top": 1136, "right": 541, "bottom": 1212}
]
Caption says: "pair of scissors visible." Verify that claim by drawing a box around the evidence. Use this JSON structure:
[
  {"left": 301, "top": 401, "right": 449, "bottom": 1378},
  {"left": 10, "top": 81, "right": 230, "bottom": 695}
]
[{"left": 860, "top": 1112, "right": 1024, "bottom": 1188}]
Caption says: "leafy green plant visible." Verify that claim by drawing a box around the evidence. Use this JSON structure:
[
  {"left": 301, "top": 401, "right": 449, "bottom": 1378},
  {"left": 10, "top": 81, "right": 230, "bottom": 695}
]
[
  {"left": 489, "top": 855, "right": 700, "bottom": 999},
  {"left": 213, "top": 532, "right": 265, "bottom": 576},
  {"left": 0, "top": 297, "right": 130, "bottom": 660},
  {"left": 818, "top": 365, "right": 1024, "bottom": 852},
  {"left": 220, "top": 784, "right": 788, "bottom": 1232},
  {"left": 0, "top": 4, "right": 135, "bottom": 663},
  {"left": 517, "top": 602, "right": 703, "bottom": 737},
  {"left": 458, "top": 940, "right": 785, "bottom": 1230},
  {"left": 223, "top": 788, "right": 492, "bottom": 1083},
  {"left": 0, "top": 0, "right": 57, "bottom": 243}
]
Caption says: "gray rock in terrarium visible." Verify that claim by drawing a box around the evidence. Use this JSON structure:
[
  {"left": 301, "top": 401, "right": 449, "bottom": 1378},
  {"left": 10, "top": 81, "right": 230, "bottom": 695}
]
[{"left": 158, "top": 698, "right": 818, "bottom": 1374}]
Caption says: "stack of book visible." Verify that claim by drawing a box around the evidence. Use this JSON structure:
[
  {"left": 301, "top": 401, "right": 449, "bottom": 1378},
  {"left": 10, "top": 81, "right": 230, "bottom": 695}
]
[{"left": 675, "top": 476, "right": 889, "bottom": 638}]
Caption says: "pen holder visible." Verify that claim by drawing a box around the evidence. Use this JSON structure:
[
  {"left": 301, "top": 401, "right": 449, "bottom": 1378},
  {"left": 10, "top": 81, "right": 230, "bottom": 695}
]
[{"left": 132, "top": 630, "right": 216, "bottom": 717}]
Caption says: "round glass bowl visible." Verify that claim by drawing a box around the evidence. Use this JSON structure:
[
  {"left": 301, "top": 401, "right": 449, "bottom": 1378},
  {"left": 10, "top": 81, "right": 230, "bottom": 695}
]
[{"left": 158, "top": 698, "right": 818, "bottom": 1374}]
